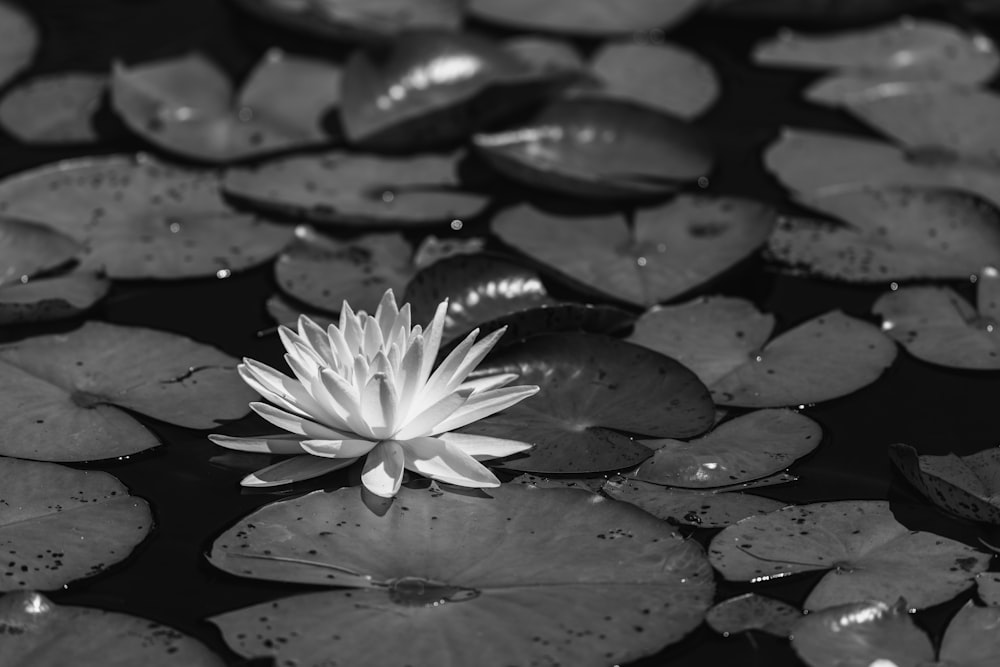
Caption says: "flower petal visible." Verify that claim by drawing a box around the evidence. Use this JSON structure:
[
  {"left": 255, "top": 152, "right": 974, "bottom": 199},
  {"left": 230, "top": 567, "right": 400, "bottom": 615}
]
[
  {"left": 395, "top": 392, "right": 465, "bottom": 440},
  {"left": 395, "top": 333, "right": 424, "bottom": 417},
  {"left": 239, "top": 360, "right": 311, "bottom": 418},
  {"left": 340, "top": 301, "right": 364, "bottom": 353},
  {"left": 300, "top": 438, "right": 378, "bottom": 458},
  {"left": 402, "top": 436, "right": 500, "bottom": 488},
  {"left": 361, "top": 441, "right": 405, "bottom": 498},
  {"left": 419, "top": 328, "right": 480, "bottom": 406},
  {"left": 326, "top": 325, "right": 354, "bottom": 375},
  {"left": 458, "top": 372, "right": 518, "bottom": 395},
  {"left": 251, "top": 402, "right": 357, "bottom": 440},
  {"left": 281, "top": 353, "right": 354, "bottom": 432},
  {"left": 298, "top": 315, "right": 335, "bottom": 366},
  {"left": 362, "top": 314, "right": 385, "bottom": 359},
  {"left": 374, "top": 288, "right": 399, "bottom": 338},
  {"left": 208, "top": 433, "right": 307, "bottom": 455},
  {"left": 241, "top": 454, "right": 357, "bottom": 488},
  {"left": 431, "top": 384, "right": 540, "bottom": 434},
  {"left": 437, "top": 432, "right": 532, "bottom": 460},
  {"left": 360, "top": 373, "right": 399, "bottom": 439},
  {"left": 417, "top": 299, "right": 449, "bottom": 387}
]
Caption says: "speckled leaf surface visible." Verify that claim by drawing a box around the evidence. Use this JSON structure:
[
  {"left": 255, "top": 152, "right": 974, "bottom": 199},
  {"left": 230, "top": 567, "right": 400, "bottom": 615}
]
[
  {"left": 458, "top": 333, "right": 715, "bottom": 474},
  {"left": 977, "top": 572, "right": 1000, "bottom": 606},
  {"left": 0, "top": 273, "right": 110, "bottom": 325},
  {"left": 889, "top": 443, "right": 1000, "bottom": 524},
  {"left": 0, "top": 459, "right": 151, "bottom": 591},
  {"left": 633, "top": 409, "right": 821, "bottom": 488},
  {"left": 709, "top": 500, "right": 990, "bottom": 611},
  {"left": 0, "top": 321, "right": 254, "bottom": 461},
  {"left": 0, "top": 155, "right": 292, "bottom": 279},
  {"left": 467, "top": 0, "right": 700, "bottom": 36},
  {"left": 208, "top": 484, "right": 714, "bottom": 667},
  {"left": 0, "top": 218, "right": 82, "bottom": 286},
  {"left": 0, "top": 73, "right": 105, "bottom": 144},
  {"left": 705, "top": 594, "right": 801, "bottom": 637},
  {"left": 224, "top": 151, "right": 486, "bottom": 227},
  {"left": 0, "top": 1, "right": 36, "bottom": 88},
  {"left": 0, "top": 591, "right": 223, "bottom": 666},
  {"left": 603, "top": 478, "right": 787, "bottom": 528},
  {"left": 493, "top": 198, "right": 774, "bottom": 307}
]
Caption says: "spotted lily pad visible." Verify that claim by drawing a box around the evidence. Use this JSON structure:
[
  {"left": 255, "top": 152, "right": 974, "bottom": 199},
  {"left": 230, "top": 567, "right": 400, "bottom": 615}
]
[
  {"left": 628, "top": 297, "right": 896, "bottom": 407},
  {"left": 0, "top": 458, "right": 151, "bottom": 590},
  {"left": 467, "top": 0, "right": 700, "bottom": 36},
  {"left": 0, "top": 155, "right": 292, "bottom": 279},
  {"left": 709, "top": 500, "right": 990, "bottom": 611},
  {"left": 889, "top": 443, "right": 1000, "bottom": 524},
  {"left": 111, "top": 50, "right": 341, "bottom": 162},
  {"left": 873, "top": 271, "right": 1000, "bottom": 369},
  {"left": 208, "top": 484, "right": 715, "bottom": 667},
  {"left": 0, "top": 591, "right": 223, "bottom": 666},
  {"left": 705, "top": 594, "right": 801, "bottom": 638},
  {"left": 0, "top": 218, "right": 82, "bottom": 286},
  {"left": 0, "top": 73, "right": 105, "bottom": 144},
  {"left": 0, "top": 1, "right": 36, "bottom": 88},
  {"left": 977, "top": 572, "right": 1000, "bottom": 606},
  {"left": 458, "top": 332, "right": 715, "bottom": 474},
  {"left": 0, "top": 321, "right": 254, "bottom": 461},
  {"left": 475, "top": 98, "right": 712, "bottom": 199},
  {"left": 223, "top": 151, "right": 487, "bottom": 227},
  {"left": 493, "top": 198, "right": 774, "bottom": 307},
  {"left": 0, "top": 273, "right": 110, "bottom": 325}
]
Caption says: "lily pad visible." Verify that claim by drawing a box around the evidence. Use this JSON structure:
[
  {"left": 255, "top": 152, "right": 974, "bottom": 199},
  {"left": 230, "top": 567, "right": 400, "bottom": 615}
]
[
  {"left": 873, "top": 271, "right": 1000, "bottom": 369},
  {"left": 0, "top": 154, "right": 293, "bottom": 279},
  {"left": 976, "top": 572, "right": 1000, "bottom": 606},
  {"left": 223, "top": 150, "right": 487, "bottom": 227},
  {"left": 0, "top": 273, "right": 110, "bottom": 325},
  {"left": 0, "top": 1, "right": 36, "bottom": 88},
  {"left": 0, "top": 218, "right": 82, "bottom": 286},
  {"left": 493, "top": 198, "right": 774, "bottom": 307},
  {"left": 0, "top": 591, "right": 224, "bottom": 666},
  {"left": 209, "top": 484, "right": 714, "bottom": 667},
  {"left": 633, "top": 409, "right": 821, "bottom": 488},
  {"left": 0, "top": 73, "right": 105, "bottom": 144},
  {"left": 707, "top": 0, "right": 929, "bottom": 23},
  {"left": 889, "top": 443, "right": 1000, "bottom": 524},
  {"left": 503, "top": 36, "right": 585, "bottom": 74},
  {"left": 0, "top": 458, "right": 151, "bottom": 590},
  {"left": 0, "top": 321, "right": 254, "bottom": 461},
  {"left": 474, "top": 98, "right": 712, "bottom": 199},
  {"left": 510, "top": 474, "right": 606, "bottom": 493},
  {"left": 466, "top": 0, "right": 700, "bottom": 36},
  {"left": 264, "top": 293, "right": 336, "bottom": 329},
  {"left": 705, "top": 594, "right": 802, "bottom": 638},
  {"left": 458, "top": 332, "right": 715, "bottom": 474},
  {"left": 708, "top": 500, "right": 990, "bottom": 611},
  {"left": 111, "top": 50, "right": 341, "bottom": 162}
]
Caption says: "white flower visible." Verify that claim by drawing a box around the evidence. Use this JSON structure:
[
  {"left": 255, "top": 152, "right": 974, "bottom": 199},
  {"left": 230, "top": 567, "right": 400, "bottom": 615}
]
[{"left": 210, "top": 289, "right": 538, "bottom": 497}]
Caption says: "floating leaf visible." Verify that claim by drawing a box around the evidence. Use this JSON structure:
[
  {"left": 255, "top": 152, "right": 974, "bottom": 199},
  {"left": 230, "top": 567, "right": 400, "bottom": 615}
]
[
  {"left": 0, "top": 458, "right": 151, "bottom": 590},
  {"left": 467, "top": 0, "right": 700, "bottom": 36},
  {"left": 223, "top": 151, "right": 487, "bottom": 227},
  {"left": 0, "top": 218, "right": 82, "bottom": 286},
  {"left": 0, "top": 73, "right": 105, "bottom": 144},
  {"left": 705, "top": 594, "right": 801, "bottom": 638},
  {"left": 410, "top": 234, "right": 487, "bottom": 269},
  {"left": 603, "top": 477, "right": 787, "bottom": 528},
  {"left": 208, "top": 484, "right": 715, "bottom": 667},
  {"left": 475, "top": 98, "right": 712, "bottom": 199},
  {"left": 707, "top": 0, "right": 927, "bottom": 23},
  {"left": 0, "top": 321, "right": 254, "bottom": 461},
  {"left": 633, "top": 409, "right": 821, "bottom": 488},
  {"left": 493, "top": 198, "right": 774, "bottom": 307},
  {"left": 275, "top": 227, "right": 414, "bottom": 315},
  {"left": 111, "top": 50, "right": 341, "bottom": 162},
  {"left": 889, "top": 443, "right": 1000, "bottom": 524},
  {"left": 511, "top": 473, "right": 606, "bottom": 493},
  {"left": 264, "top": 293, "right": 335, "bottom": 329},
  {"left": 0, "top": 591, "right": 224, "bottom": 666},
  {"left": 0, "top": 1, "right": 36, "bottom": 88},
  {"left": 458, "top": 333, "right": 715, "bottom": 474},
  {"left": 977, "top": 572, "right": 1000, "bottom": 606},
  {"left": 709, "top": 500, "right": 989, "bottom": 611},
  {"left": 0, "top": 155, "right": 292, "bottom": 279},
  {"left": 0, "top": 273, "right": 110, "bottom": 325},
  {"left": 503, "top": 36, "right": 584, "bottom": 73}
]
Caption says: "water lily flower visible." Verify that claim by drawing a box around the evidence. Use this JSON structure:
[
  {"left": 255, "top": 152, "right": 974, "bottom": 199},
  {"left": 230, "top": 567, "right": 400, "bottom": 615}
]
[{"left": 210, "top": 289, "right": 538, "bottom": 497}]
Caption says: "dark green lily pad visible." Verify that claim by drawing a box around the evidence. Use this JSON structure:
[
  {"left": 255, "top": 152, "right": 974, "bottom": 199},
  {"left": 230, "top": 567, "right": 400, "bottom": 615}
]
[
  {"left": 458, "top": 332, "right": 715, "bottom": 474},
  {"left": 0, "top": 1, "right": 36, "bottom": 88},
  {"left": 467, "top": 0, "right": 700, "bottom": 36},
  {"left": 977, "top": 572, "right": 1000, "bottom": 606},
  {"left": 0, "top": 72, "right": 105, "bottom": 144},
  {"left": 705, "top": 594, "right": 801, "bottom": 638},
  {"left": 0, "top": 218, "right": 82, "bottom": 286},
  {"left": 0, "top": 458, "right": 152, "bottom": 591},
  {"left": 111, "top": 50, "right": 341, "bottom": 162},
  {"left": 510, "top": 474, "right": 606, "bottom": 493},
  {"left": 493, "top": 198, "right": 774, "bottom": 307},
  {"left": 0, "top": 273, "right": 110, "bottom": 325},
  {"left": 475, "top": 98, "right": 712, "bottom": 199},
  {"left": 709, "top": 500, "right": 990, "bottom": 611},
  {"left": 0, "top": 155, "right": 292, "bottom": 279},
  {"left": 889, "top": 443, "right": 1000, "bottom": 524},
  {"left": 633, "top": 409, "right": 821, "bottom": 488},
  {"left": 223, "top": 150, "right": 487, "bottom": 227},
  {"left": 0, "top": 321, "right": 254, "bottom": 461},
  {"left": 208, "top": 484, "right": 714, "bottom": 667},
  {"left": 0, "top": 591, "right": 224, "bottom": 666},
  {"left": 873, "top": 271, "right": 1000, "bottom": 369},
  {"left": 503, "top": 36, "right": 584, "bottom": 73}
]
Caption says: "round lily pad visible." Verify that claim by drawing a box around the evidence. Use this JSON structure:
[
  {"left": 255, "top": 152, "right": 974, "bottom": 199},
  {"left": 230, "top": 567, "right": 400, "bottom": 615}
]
[
  {"left": 705, "top": 594, "right": 801, "bottom": 638},
  {"left": 111, "top": 50, "right": 341, "bottom": 162},
  {"left": 0, "top": 218, "right": 82, "bottom": 286},
  {"left": 208, "top": 483, "right": 714, "bottom": 667},
  {"left": 474, "top": 97, "right": 712, "bottom": 199},
  {"left": 0, "top": 458, "right": 152, "bottom": 590},
  {"left": 458, "top": 332, "right": 715, "bottom": 474},
  {"left": 0, "top": 273, "right": 110, "bottom": 325},
  {"left": 223, "top": 151, "right": 487, "bottom": 227},
  {"left": 977, "top": 572, "right": 1000, "bottom": 606},
  {"left": 0, "top": 1, "right": 36, "bottom": 88},
  {"left": 889, "top": 443, "right": 1000, "bottom": 524},
  {"left": 466, "top": 0, "right": 700, "bottom": 36},
  {"left": 633, "top": 409, "right": 821, "bottom": 488},
  {"left": 503, "top": 36, "right": 584, "bottom": 73},
  {"left": 0, "top": 72, "right": 105, "bottom": 144},
  {"left": 708, "top": 500, "right": 990, "bottom": 611},
  {"left": 0, "top": 321, "right": 255, "bottom": 461},
  {"left": 0, "top": 154, "right": 292, "bottom": 279},
  {"left": 0, "top": 591, "right": 224, "bottom": 666},
  {"left": 493, "top": 198, "right": 774, "bottom": 307}
]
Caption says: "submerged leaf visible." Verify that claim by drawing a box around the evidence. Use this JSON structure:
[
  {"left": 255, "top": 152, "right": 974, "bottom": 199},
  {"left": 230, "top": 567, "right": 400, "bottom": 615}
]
[
  {"left": 0, "top": 218, "right": 82, "bottom": 286},
  {"left": 889, "top": 443, "right": 1000, "bottom": 524},
  {"left": 0, "top": 1, "right": 37, "bottom": 88},
  {"left": 467, "top": 0, "right": 700, "bottom": 36},
  {"left": 0, "top": 73, "right": 105, "bottom": 144},
  {"left": 0, "top": 273, "right": 110, "bottom": 325},
  {"left": 0, "top": 458, "right": 151, "bottom": 591},
  {"left": 706, "top": 594, "right": 801, "bottom": 638}
]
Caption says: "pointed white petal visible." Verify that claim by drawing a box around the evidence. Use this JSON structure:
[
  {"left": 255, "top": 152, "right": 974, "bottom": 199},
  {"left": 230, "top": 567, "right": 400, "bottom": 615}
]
[
  {"left": 437, "top": 432, "right": 532, "bottom": 460},
  {"left": 241, "top": 454, "right": 357, "bottom": 488},
  {"left": 279, "top": 326, "right": 325, "bottom": 372},
  {"left": 360, "top": 373, "right": 399, "bottom": 439},
  {"left": 458, "top": 372, "right": 519, "bottom": 395},
  {"left": 251, "top": 402, "right": 357, "bottom": 440},
  {"left": 395, "top": 392, "right": 465, "bottom": 440},
  {"left": 239, "top": 361, "right": 310, "bottom": 419},
  {"left": 300, "top": 438, "right": 378, "bottom": 458},
  {"left": 318, "top": 368, "right": 371, "bottom": 437},
  {"left": 362, "top": 315, "right": 385, "bottom": 359},
  {"left": 341, "top": 302, "right": 364, "bottom": 353},
  {"left": 447, "top": 326, "right": 507, "bottom": 390},
  {"left": 420, "top": 329, "right": 480, "bottom": 407},
  {"left": 393, "top": 303, "right": 412, "bottom": 347},
  {"left": 327, "top": 325, "right": 354, "bottom": 375},
  {"left": 280, "top": 353, "right": 355, "bottom": 432},
  {"left": 418, "top": 299, "right": 449, "bottom": 387},
  {"left": 353, "top": 354, "right": 371, "bottom": 393},
  {"left": 208, "top": 433, "right": 307, "bottom": 454},
  {"left": 298, "top": 316, "right": 335, "bottom": 366},
  {"left": 374, "top": 289, "right": 399, "bottom": 336},
  {"left": 402, "top": 436, "right": 500, "bottom": 488},
  {"left": 361, "top": 441, "right": 405, "bottom": 498},
  {"left": 431, "top": 385, "right": 540, "bottom": 434},
  {"left": 395, "top": 334, "right": 424, "bottom": 418}
]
